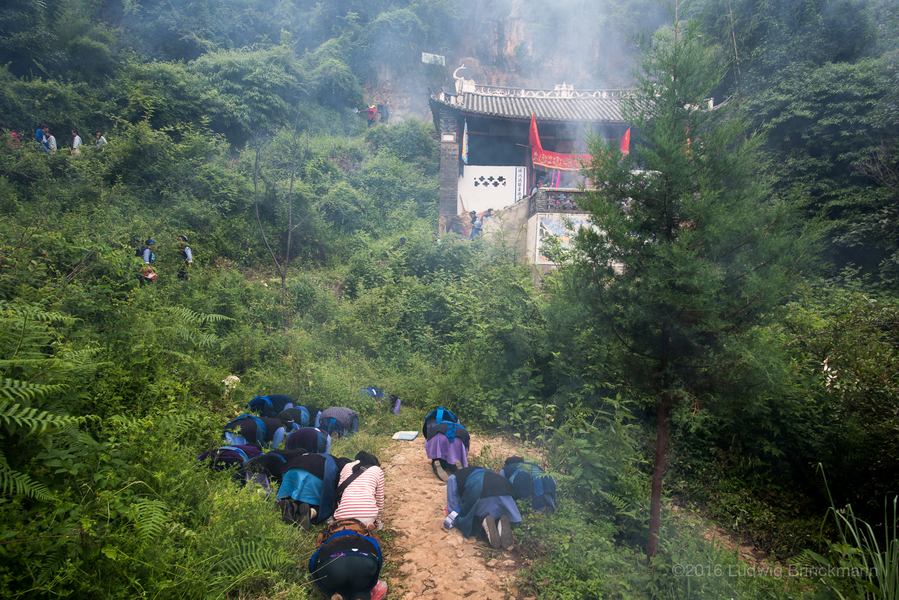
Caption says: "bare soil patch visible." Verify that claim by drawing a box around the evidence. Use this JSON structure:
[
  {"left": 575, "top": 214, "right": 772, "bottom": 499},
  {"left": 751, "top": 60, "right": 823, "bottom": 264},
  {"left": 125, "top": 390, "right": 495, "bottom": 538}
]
[{"left": 380, "top": 433, "right": 531, "bottom": 600}]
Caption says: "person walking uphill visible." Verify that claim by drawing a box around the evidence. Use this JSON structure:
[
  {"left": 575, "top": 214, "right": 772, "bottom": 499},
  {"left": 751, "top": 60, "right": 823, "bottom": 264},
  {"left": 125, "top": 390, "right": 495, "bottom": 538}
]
[
  {"left": 176, "top": 235, "right": 193, "bottom": 280},
  {"left": 137, "top": 238, "right": 157, "bottom": 285},
  {"left": 35, "top": 125, "right": 50, "bottom": 153},
  {"left": 71, "top": 130, "right": 82, "bottom": 155}
]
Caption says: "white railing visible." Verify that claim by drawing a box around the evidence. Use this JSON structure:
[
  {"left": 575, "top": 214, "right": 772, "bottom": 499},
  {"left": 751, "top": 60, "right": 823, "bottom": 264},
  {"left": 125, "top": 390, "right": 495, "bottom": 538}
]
[{"left": 470, "top": 84, "right": 635, "bottom": 99}]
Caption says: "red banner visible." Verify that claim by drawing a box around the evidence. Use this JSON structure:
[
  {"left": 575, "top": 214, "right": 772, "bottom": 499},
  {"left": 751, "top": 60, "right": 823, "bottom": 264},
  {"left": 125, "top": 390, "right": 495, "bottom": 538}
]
[
  {"left": 532, "top": 148, "right": 591, "bottom": 171},
  {"left": 529, "top": 113, "right": 543, "bottom": 152},
  {"left": 620, "top": 127, "right": 631, "bottom": 155}
]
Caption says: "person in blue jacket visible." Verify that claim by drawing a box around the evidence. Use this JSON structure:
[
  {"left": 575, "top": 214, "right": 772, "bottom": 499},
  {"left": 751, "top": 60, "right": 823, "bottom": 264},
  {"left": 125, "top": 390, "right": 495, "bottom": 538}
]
[
  {"left": 285, "top": 426, "right": 331, "bottom": 454},
  {"left": 35, "top": 124, "right": 50, "bottom": 152},
  {"left": 444, "top": 466, "right": 521, "bottom": 550},
  {"left": 277, "top": 453, "right": 350, "bottom": 530},
  {"left": 197, "top": 445, "right": 262, "bottom": 483},
  {"left": 224, "top": 414, "right": 287, "bottom": 449}
]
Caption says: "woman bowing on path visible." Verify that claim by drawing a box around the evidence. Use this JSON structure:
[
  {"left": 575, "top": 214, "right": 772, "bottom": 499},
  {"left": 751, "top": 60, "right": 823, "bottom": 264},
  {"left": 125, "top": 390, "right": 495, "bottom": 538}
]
[
  {"left": 332, "top": 451, "right": 385, "bottom": 530},
  {"left": 444, "top": 466, "right": 521, "bottom": 550},
  {"left": 309, "top": 519, "right": 387, "bottom": 600}
]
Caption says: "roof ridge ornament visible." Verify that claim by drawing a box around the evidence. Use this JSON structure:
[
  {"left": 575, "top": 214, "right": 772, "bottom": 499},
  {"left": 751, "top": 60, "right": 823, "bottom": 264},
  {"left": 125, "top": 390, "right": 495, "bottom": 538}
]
[
  {"left": 554, "top": 83, "right": 574, "bottom": 98},
  {"left": 454, "top": 63, "right": 476, "bottom": 95}
]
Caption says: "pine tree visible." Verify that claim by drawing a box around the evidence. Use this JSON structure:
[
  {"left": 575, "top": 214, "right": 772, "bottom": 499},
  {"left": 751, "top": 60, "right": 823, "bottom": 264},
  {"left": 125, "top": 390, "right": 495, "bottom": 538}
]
[{"left": 574, "top": 2, "right": 820, "bottom": 560}]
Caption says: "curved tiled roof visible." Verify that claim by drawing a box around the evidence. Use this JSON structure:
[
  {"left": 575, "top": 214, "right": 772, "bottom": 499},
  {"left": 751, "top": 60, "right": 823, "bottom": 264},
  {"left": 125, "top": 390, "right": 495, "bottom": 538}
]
[{"left": 430, "top": 85, "right": 632, "bottom": 124}]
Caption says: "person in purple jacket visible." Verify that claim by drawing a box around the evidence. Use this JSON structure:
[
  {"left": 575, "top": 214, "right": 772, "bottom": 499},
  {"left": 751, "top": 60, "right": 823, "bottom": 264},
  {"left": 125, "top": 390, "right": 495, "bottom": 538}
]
[{"left": 422, "top": 407, "right": 470, "bottom": 481}]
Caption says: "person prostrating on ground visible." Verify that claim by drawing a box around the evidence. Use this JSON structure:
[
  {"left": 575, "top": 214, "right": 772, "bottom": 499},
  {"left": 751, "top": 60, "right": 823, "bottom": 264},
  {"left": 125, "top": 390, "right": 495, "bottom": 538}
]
[{"left": 332, "top": 451, "right": 385, "bottom": 530}]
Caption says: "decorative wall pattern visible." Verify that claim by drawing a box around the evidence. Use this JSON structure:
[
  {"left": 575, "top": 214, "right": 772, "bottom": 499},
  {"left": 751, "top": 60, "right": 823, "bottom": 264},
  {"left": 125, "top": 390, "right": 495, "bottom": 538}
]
[{"left": 458, "top": 166, "right": 528, "bottom": 213}]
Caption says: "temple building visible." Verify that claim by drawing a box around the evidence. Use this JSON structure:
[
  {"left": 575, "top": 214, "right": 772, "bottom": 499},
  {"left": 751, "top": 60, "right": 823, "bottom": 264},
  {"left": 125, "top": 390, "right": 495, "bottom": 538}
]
[{"left": 428, "top": 68, "right": 632, "bottom": 276}]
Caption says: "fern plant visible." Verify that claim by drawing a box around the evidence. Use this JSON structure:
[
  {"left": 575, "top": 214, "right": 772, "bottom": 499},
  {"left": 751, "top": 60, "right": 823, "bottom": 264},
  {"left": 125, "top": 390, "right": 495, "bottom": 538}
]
[
  {"left": 0, "top": 301, "right": 94, "bottom": 506},
  {"left": 129, "top": 499, "right": 170, "bottom": 550},
  {"left": 0, "top": 451, "right": 52, "bottom": 500},
  {"left": 217, "top": 540, "right": 291, "bottom": 576}
]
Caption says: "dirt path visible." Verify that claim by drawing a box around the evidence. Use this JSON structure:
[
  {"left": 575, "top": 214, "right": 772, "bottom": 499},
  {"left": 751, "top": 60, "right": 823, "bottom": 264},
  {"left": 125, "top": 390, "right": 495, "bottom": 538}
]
[{"left": 380, "top": 434, "right": 527, "bottom": 600}]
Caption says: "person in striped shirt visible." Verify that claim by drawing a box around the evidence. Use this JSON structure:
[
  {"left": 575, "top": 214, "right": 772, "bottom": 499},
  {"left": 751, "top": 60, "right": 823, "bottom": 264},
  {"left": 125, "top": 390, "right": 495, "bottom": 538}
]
[{"left": 332, "top": 451, "right": 385, "bottom": 530}]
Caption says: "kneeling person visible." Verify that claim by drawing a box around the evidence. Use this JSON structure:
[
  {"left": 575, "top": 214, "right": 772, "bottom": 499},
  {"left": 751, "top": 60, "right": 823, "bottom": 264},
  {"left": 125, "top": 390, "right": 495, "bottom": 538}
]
[
  {"left": 445, "top": 466, "right": 521, "bottom": 550},
  {"left": 309, "top": 519, "right": 387, "bottom": 600}
]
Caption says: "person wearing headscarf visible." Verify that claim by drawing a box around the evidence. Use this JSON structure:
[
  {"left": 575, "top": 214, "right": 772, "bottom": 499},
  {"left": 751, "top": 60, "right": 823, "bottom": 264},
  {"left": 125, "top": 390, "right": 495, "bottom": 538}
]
[
  {"left": 332, "top": 452, "right": 385, "bottom": 529},
  {"left": 241, "top": 448, "right": 304, "bottom": 490},
  {"left": 175, "top": 235, "right": 193, "bottom": 280},
  {"left": 278, "top": 405, "right": 321, "bottom": 429},
  {"left": 246, "top": 394, "right": 295, "bottom": 419},
  {"left": 137, "top": 238, "right": 157, "bottom": 284},
  {"left": 197, "top": 445, "right": 262, "bottom": 481},
  {"left": 422, "top": 407, "right": 469, "bottom": 481}
]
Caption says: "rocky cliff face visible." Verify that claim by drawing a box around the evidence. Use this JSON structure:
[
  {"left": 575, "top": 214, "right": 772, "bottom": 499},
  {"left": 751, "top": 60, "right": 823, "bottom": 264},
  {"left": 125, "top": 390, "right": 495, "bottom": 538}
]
[{"left": 370, "top": 0, "right": 643, "bottom": 119}]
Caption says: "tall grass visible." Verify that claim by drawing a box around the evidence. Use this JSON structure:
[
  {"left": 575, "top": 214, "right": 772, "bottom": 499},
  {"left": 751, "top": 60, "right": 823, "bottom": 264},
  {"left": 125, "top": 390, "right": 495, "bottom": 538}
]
[{"left": 801, "top": 465, "right": 899, "bottom": 600}]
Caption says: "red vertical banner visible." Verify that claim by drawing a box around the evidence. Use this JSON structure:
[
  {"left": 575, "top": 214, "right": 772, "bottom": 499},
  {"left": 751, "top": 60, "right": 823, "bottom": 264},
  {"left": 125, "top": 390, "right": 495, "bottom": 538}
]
[
  {"left": 529, "top": 113, "right": 543, "bottom": 152},
  {"left": 620, "top": 127, "right": 631, "bottom": 155}
]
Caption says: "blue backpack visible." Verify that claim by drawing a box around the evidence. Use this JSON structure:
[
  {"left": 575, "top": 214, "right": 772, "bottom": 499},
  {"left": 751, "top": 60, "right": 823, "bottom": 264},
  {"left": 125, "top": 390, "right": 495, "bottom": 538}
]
[
  {"left": 422, "top": 407, "right": 464, "bottom": 440},
  {"left": 359, "top": 387, "right": 401, "bottom": 414},
  {"left": 224, "top": 414, "right": 267, "bottom": 446}
]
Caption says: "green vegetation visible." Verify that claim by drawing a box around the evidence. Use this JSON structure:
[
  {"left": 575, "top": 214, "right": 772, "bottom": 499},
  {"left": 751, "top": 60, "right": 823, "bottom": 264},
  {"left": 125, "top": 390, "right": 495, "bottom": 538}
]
[
  {"left": 1, "top": 0, "right": 898, "bottom": 598},
  {"left": 576, "top": 6, "right": 819, "bottom": 559}
]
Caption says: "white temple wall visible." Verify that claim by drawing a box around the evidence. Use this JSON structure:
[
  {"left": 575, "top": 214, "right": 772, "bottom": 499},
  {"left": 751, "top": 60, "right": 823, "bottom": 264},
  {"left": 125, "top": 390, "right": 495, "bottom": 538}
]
[{"left": 457, "top": 166, "right": 527, "bottom": 214}]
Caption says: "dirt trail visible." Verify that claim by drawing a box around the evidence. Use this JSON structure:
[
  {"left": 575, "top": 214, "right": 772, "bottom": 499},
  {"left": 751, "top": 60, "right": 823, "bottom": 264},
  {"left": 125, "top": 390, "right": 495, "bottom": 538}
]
[{"left": 381, "top": 434, "right": 527, "bottom": 600}]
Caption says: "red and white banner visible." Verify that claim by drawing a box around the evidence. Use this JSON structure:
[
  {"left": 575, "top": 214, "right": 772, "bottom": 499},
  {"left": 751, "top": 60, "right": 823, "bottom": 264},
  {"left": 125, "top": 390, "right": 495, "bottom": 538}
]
[{"left": 530, "top": 113, "right": 590, "bottom": 170}]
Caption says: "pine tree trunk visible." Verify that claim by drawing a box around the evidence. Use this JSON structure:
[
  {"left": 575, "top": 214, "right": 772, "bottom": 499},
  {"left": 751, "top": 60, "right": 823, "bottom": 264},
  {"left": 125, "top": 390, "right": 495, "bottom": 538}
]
[{"left": 647, "top": 395, "right": 670, "bottom": 560}]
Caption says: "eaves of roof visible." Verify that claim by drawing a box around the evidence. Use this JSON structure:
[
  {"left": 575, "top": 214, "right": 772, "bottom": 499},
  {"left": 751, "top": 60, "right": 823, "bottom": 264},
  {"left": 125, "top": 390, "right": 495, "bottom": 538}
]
[{"left": 430, "top": 93, "right": 629, "bottom": 124}]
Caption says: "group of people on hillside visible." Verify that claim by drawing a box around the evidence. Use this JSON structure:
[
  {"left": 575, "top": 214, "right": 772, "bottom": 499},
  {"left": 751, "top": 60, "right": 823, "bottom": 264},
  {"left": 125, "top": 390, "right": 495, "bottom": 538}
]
[
  {"left": 196, "top": 392, "right": 556, "bottom": 599},
  {"left": 198, "top": 392, "right": 391, "bottom": 600},
  {"left": 423, "top": 406, "right": 557, "bottom": 551},
  {"left": 133, "top": 235, "right": 193, "bottom": 285},
  {"left": 18, "top": 125, "right": 106, "bottom": 154}
]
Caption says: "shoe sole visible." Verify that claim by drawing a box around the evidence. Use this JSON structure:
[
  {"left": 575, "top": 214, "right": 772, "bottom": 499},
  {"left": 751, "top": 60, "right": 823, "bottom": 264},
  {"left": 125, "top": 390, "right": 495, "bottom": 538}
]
[
  {"left": 484, "top": 516, "right": 501, "bottom": 549},
  {"left": 280, "top": 500, "right": 296, "bottom": 525},
  {"left": 433, "top": 460, "right": 449, "bottom": 482},
  {"left": 298, "top": 503, "right": 311, "bottom": 532},
  {"left": 499, "top": 515, "right": 513, "bottom": 549}
]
